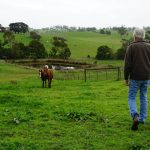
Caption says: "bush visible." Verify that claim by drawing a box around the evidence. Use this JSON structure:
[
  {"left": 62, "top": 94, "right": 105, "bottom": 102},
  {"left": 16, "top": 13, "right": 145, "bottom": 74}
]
[
  {"left": 115, "top": 38, "right": 132, "bottom": 59},
  {"left": 116, "top": 48, "right": 126, "bottom": 60},
  {"left": 96, "top": 45, "right": 113, "bottom": 60}
]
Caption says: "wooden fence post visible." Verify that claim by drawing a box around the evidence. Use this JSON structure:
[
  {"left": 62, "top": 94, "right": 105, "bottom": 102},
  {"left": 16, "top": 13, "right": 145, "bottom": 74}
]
[{"left": 117, "top": 67, "right": 120, "bottom": 80}]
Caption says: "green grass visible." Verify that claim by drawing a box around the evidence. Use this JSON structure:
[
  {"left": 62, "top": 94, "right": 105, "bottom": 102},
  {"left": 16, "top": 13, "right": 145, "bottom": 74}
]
[
  {"left": 41, "top": 31, "right": 122, "bottom": 58},
  {"left": 0, "top": 31, "right": 123, "bottom": 59},
  {"left": 1, "top": 62, "right": 150, "bottom": 149}
]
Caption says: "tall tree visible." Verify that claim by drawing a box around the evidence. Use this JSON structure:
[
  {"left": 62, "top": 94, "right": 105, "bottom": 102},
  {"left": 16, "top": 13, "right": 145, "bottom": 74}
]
[
  {"left": 27, "top": 40, "right": 47, "bottom": 58},
  {"left": 9, "top": 22, "right": 28, "bottom": 33},
  {"left": 50, "top": 36, "right": 71, "bottom": 59}
]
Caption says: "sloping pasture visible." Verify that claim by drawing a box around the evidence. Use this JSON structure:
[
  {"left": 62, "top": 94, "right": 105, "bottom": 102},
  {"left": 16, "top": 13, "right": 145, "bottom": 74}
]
[{"left": 41, "top": 31, "right": 122, "bottom": 58}]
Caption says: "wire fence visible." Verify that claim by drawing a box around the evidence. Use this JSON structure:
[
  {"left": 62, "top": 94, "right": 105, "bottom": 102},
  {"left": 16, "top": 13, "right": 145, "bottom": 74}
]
[{"left": 54, "top": 67, "right": 124, "bottom": 81}]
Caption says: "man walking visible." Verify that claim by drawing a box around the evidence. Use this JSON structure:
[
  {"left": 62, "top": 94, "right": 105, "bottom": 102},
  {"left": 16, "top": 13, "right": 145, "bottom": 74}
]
[{"left": 124, "top": 28, "right": 150, "bottom": 130}]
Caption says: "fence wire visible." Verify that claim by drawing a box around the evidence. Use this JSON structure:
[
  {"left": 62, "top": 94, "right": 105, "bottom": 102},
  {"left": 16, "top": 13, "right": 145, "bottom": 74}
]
[{"left": 54, "top": 67, "right": 123, "bottom": 81}]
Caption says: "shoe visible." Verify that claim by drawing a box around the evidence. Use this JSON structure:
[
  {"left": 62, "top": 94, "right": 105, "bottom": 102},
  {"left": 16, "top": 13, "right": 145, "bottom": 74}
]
[{"left": 131, "top": 114, "right": 139, "bottom": 131}]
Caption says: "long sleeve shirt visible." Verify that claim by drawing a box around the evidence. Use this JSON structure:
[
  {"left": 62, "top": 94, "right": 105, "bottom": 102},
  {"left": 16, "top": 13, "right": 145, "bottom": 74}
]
[{"left": 124, "top": 40, "right": 150, "bottom": 80}]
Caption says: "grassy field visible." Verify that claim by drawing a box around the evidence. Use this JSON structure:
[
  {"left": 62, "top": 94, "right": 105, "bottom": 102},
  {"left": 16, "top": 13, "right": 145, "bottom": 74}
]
[
  {"left": 40, "top": 31, "right": 123, "bottom": 58},
  {"left": 1, "top": 62, "right": 150, "bottom": 150},
  {"left": 0, "top": 31, "right": 125, "bottom": 58}
]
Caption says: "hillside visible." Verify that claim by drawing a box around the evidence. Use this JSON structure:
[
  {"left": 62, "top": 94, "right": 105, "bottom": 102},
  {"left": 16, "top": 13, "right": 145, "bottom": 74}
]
[
  {"left": 1, "top": 62, "right": 150, "bottom": 149},
  {"left": 41, "top": 31, "right": 122, "bottom": 58},
  {"left": 0, "top": 31, "right": 123, "bottom": 58}
]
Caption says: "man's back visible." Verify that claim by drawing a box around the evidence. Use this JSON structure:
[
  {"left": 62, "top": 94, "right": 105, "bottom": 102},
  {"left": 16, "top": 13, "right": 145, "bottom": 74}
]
[{"left": 124, "top": 41, "right": 150, "bottom": 80}]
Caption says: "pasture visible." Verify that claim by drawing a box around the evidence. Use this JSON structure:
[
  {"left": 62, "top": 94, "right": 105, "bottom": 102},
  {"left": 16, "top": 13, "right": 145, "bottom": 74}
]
[
  {"left": 40, "top": 31, "right": 123, "bottom": 58},
  {"left": 1, "top": 61, "right": 150, "bottom": 150}
]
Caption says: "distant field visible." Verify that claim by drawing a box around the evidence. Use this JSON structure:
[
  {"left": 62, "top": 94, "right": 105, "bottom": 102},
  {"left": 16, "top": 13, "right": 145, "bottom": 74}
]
[
  {"left": 0, "top": 31, "right": 125, "bottom": 58},
  {"left": 40, "top": 31, "right": 123, "bottom": 58},
  {"left": 1, "top": 62, "right": 150, "bottom": 149}
]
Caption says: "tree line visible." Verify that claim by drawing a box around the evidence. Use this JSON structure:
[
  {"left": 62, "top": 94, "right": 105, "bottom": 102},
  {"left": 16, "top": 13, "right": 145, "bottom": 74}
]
[
  {"left": 1, "top": 22, "right": 150, "bottom": 60},
  {"left": 1, "top": 29, "right": 150, "bottom": 60},
  {"left": 0, "top": 30, "right": 71, "bottom": 59}
]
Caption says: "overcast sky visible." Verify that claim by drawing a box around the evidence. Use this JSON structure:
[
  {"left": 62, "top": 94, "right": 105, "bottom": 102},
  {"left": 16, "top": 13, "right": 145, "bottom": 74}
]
[{"left": 1, "top": 0, "right": 150, "bottom": 29}]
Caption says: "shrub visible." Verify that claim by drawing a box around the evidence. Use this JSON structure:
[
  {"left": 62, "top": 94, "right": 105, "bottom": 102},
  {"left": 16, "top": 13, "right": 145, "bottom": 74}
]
[
  {"left": 96, "top": 45, "right": 113, "bottom": 60},
  {"left": 116, "top": 48, "right": 126, "bottom": 60}
]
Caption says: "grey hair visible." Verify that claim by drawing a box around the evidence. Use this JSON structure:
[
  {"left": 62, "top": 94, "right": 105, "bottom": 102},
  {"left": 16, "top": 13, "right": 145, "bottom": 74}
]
[{"left": 133, "top": 28, "right": 145, "bottom": 39}]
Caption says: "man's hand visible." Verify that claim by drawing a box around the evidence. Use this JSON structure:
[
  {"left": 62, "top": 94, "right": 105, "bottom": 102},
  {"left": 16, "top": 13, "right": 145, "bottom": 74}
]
[{"left": 125, "top": 80, "right": 129, "bottom": 86}]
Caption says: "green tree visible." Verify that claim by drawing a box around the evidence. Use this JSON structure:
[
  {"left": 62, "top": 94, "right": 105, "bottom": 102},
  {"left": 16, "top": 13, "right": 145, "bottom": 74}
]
[
  {"left": 9, "top": 22, "right": 28, "bottom": 33},
  {"left": 96, "top": 45, "right": 113, "bottom": 60},
  {"left": 116, "top": 38, "right": 132, "bottom": 59},
  {"left": 105, "top": 30, "right": 111, "bottom": 35},
  {"left": 3, "top": 30, "right": 15, "bottom": 48},
  {"left": 0, "top": 47, "right": 12, "bottom": 59},
  {"left": 50, "top": 36, "right": 71, "bottom": 59},
  {"left": 117, "top": 26, "right": 127, "bottom": 36},
  {"left": 49, "top": 47, "right": 57, "bottom": 58},
  {"left": 116, "top": 48, "right": 126, "bottom": 60},
  {"left": 145, "top": 30, "right": 150, "bottom": 42},
  {"left": 58, "top": 47, "right": 71, "bottom": 59},
  {"left": 11, "top": 42, "right": 26, "bottom": 58},
  {"left": 27, "top": 40, "right": 47, "bottom": 58},
  {"left": 100, "top": 29, "right": 105, "bottom": 34}
]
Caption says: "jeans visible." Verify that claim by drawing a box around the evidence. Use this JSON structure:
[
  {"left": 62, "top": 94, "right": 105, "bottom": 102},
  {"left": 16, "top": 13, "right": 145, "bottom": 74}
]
[{"left": 128, "top": 80, "right": 149, "bottom": 122}]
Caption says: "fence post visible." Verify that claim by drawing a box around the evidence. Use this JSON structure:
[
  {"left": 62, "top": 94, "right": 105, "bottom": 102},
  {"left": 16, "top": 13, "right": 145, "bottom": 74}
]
[
  {"left": 117, "top": 67, "right": 120, "bottom": 80},
  {"left": 84, "top": 69, "right": 87, "bottom": 82}
]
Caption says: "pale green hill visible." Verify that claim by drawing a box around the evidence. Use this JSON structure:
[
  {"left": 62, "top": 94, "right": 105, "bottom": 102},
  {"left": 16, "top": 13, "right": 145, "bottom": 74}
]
[{"left": 41, "top": 31, "right": 122, "bottom": 58}]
